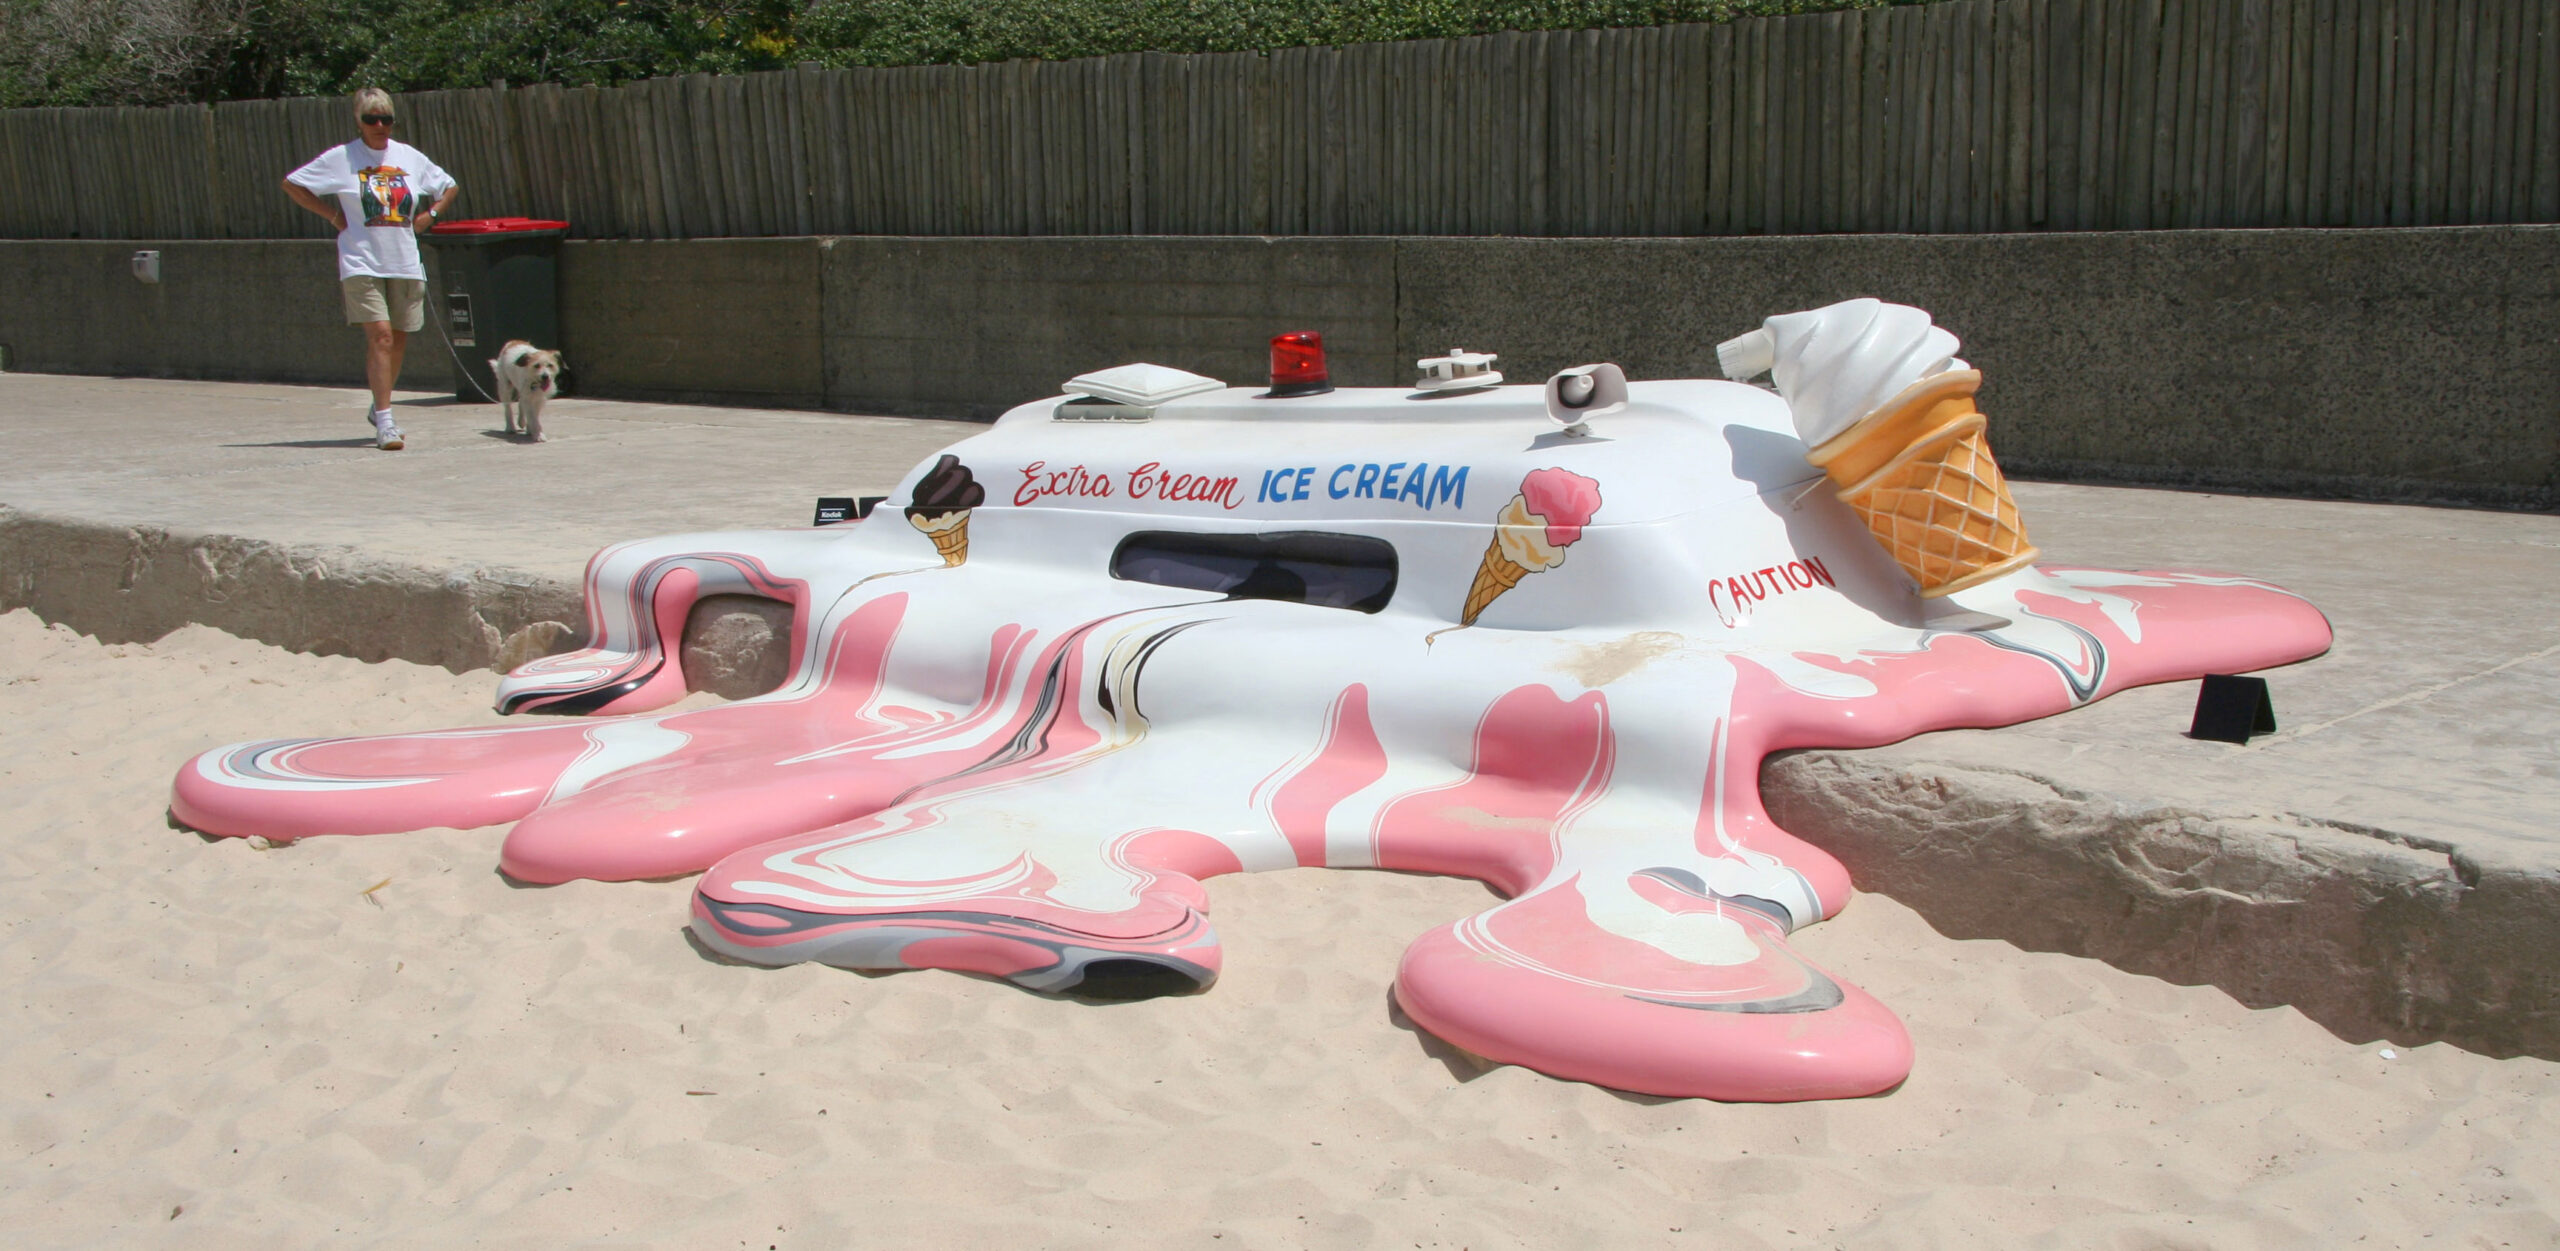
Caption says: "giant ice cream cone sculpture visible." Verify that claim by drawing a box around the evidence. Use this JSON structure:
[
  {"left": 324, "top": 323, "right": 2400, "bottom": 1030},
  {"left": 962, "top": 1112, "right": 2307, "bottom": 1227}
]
[
  {"left": 1720, "top": 299, "right": 2038, "bottom": 598},
  {"left": 1807, "top": 367, "right": 2037, "bottom": 597},
  {"left": 904, "top": 454, "right": 985, "bottom": 567},
  {"left": 1462, "top": 467, "right": 1604, "bottom": 625}
]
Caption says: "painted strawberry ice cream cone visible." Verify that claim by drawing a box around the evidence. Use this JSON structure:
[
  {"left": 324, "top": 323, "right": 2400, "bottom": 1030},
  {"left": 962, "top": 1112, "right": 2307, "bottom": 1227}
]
[
  {"left": 904, "top": 454, "right": 984, "bottom": 566},
  {"left": 1461, "top": 467, "right": 1604, "bottom": 625}
]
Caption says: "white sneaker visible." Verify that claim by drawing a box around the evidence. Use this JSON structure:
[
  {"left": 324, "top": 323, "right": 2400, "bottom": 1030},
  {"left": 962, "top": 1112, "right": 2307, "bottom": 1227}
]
[{"left": 370, "top": 409, "right": 405, "bottom": 451}]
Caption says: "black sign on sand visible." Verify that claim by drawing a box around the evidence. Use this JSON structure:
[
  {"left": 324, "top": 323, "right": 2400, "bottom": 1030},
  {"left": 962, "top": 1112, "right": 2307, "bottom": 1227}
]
[{"left": 2189, "top": 674, "right": 2278, "bottom": 744}]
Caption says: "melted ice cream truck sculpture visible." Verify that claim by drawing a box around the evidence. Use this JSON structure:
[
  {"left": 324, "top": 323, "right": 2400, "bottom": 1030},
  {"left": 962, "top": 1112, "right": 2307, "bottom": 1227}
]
[{"left": 172, "top": 302, "right": 2330, "bottom": 1102}]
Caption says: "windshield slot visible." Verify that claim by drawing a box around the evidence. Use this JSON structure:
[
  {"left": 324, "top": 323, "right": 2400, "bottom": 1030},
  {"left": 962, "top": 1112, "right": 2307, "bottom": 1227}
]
[{"left": 1110, "top": 530, "right": 1399, "bottom": 613}]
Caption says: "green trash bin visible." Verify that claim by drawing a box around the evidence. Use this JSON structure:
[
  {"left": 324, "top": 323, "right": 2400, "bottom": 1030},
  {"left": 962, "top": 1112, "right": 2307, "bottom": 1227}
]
[{"left": 424, "top": 217, "right": 568, "bottom": 404}]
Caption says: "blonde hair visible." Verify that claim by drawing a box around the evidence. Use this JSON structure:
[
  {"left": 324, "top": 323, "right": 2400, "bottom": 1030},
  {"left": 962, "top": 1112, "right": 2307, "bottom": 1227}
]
[{"left": 352, "top": 88, "right": 393, "bottom": 119}]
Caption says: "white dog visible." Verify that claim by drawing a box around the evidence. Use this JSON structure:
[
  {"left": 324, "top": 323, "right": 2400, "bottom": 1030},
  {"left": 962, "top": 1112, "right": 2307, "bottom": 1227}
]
[{"left": 491, "top": 340, "right": 565, "bottom": 442}]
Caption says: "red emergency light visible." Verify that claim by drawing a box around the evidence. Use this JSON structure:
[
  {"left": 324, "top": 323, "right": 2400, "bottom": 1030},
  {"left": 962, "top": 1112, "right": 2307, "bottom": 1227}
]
[{"left": 1267, "top": 331, "right": 1333, "bottom": 397}]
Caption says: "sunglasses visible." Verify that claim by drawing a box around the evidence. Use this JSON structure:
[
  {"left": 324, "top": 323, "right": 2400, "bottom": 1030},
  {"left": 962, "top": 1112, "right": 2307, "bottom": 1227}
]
[{"left": 360, "top": 114, "right": 396, "bottom": 126}]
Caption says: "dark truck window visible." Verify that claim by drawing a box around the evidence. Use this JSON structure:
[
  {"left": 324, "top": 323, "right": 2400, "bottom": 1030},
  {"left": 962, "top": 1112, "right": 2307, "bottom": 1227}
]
[{"left": 1110, "top": 531, "right": 1398, "bottom": 613}]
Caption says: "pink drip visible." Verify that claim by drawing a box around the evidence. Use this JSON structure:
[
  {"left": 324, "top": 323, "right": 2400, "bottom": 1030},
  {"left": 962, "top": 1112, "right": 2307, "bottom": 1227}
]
[
  {"left": 1264, "top": 685, "right": 1390, "bottom": 867},
  {"left": 1371, "top": 684, "right": 1613, "bottom": 897}
]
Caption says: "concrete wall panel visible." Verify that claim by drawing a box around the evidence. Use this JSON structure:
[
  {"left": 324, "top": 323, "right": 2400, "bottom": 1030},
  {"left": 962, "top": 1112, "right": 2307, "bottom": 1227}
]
[
  {"left": 0, "top": 241, "right": 448, "bottom": 390},
  {"left": 1397, "top": 229, "right": 2560, "bottom": 507},
  {"left": 558, "top": 238, "right": 824, "bottom": 407},
  {"left": 821, "top": 237, "right": 1401, "bottom": 419}
]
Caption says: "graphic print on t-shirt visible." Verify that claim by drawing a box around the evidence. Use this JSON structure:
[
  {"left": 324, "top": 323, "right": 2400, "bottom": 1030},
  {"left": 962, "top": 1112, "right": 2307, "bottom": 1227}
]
[{"left": 359, "top": 165, "right": 414, "bottom": 226}]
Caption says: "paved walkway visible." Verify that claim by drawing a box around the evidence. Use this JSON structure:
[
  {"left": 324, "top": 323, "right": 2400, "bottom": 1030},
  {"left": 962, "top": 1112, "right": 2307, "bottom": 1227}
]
[
  {"left": 0, "top": 374, "right": 966, "bottom": 580},
  {"left": 5, "top": 372, "right": 2553, "bottom": 1054}
]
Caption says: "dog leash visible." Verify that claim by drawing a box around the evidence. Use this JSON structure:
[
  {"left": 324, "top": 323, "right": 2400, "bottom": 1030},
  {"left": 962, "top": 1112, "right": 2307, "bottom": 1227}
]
[{"left": 427, "top": 290, "right": 504, "bottom": 405}]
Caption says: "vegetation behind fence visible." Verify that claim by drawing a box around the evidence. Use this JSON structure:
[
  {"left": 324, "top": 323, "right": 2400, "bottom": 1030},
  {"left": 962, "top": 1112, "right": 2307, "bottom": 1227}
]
[{"left": 3, "top": 0, "right": 2553, "bottom": 241}]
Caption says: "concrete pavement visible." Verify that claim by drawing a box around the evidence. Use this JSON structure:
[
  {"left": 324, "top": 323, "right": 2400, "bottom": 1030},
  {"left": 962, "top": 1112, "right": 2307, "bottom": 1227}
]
[
  {"left": 4, "top": 372, "right": 2553, "bottom": 1057},
  {"left": 0, "top": 373, "right": 965, "bottom": 670}
]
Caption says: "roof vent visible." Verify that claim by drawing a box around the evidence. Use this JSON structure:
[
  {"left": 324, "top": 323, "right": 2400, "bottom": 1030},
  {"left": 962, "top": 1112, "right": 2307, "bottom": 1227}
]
[
  {"left": 1414, "top": 349, "right": 1502, "bottom": 392},
  {"left": 1063, "top": 363, "right": 1224, "bottom": 407}
]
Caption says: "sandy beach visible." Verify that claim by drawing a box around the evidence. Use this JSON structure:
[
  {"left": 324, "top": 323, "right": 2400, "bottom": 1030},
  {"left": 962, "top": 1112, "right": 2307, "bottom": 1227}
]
[{"left": 3, "top": 607, "right": 2553, "bottom": 1248}]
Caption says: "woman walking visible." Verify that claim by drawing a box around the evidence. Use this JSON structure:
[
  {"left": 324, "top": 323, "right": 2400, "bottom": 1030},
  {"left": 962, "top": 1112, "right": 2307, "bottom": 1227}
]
[{"left": 281, "top": 88, "right": 459, "bottom": 450}]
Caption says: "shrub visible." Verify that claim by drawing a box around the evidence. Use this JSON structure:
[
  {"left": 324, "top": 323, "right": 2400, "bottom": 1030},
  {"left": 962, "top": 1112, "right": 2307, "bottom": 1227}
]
[{"left": 0, "top": 0, "right": 1910, "bottom": 108}]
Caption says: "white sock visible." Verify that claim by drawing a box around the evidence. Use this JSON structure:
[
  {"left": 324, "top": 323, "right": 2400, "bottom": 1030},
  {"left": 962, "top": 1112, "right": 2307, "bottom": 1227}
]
[{"left": 371, "top": 408, "right": 395, "bottom": 428}]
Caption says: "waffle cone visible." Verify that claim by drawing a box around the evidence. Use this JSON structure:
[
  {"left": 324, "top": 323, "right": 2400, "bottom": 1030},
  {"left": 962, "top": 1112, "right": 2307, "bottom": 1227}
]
[
  {"left": 1808, "top": 370, "right": 2039, "bottom": 598},
  {"left": 926, "top": 515, "right": 971, "bottom": 566},
  {"left": 1461, "top": 539, "right": 1533, "bottom": 625}
]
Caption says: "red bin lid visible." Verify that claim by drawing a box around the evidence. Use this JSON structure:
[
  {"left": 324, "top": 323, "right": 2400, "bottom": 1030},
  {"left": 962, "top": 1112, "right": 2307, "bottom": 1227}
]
[{"left": 428, "top": 216, "right": 569, "bottom": 235}]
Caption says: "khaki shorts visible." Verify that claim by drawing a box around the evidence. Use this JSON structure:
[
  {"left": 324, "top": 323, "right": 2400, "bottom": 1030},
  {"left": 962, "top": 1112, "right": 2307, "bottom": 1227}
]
[{"left": 341, "top": 275, "right": 426, "bottom": 332}]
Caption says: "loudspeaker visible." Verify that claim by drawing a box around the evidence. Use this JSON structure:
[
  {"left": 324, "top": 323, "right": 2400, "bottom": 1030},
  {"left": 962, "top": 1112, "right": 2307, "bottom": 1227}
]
[{"left": 1544, "top": 362, "right": 1628, "bottom": 433}]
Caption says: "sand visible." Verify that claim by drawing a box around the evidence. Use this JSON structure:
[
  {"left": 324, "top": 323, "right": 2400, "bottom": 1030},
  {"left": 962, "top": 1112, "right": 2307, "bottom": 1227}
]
[{"left": 2, "top": 607, "right": 2553, "bottom": 1248}]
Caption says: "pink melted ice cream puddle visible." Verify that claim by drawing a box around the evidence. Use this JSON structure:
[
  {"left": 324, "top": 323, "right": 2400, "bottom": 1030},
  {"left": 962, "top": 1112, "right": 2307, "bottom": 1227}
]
[{"left": 168, "top": 362, "right": 2330, "bottom": 1103}]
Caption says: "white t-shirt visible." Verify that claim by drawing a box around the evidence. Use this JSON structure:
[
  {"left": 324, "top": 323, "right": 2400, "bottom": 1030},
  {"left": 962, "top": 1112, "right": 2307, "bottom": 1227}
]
[{"left": 286, "top": 138, "right": 455, "bottom": 281}]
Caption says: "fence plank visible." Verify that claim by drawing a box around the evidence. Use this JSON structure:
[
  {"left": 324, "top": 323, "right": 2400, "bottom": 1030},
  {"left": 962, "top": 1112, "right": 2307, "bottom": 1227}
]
[
  {"left": 0, "top": 115, "right": 22, "bottom": 237},
  {"left": 1739, "top": 15, "right": 1767, "bottom": 233},
  {"left": 2296, "top": 0, "right": 2331, "bottom": 223},
  {"left": 633, "top": 80, "right": 673, "bottom": 238},
  {"left": 638, "top": 78, "right": 679, "bottom": 237},
  {"left": 1648, "top": 27, "right": 1676, "bottom": 235},
  {"left": 1997, "top": 0, "right": 2026, "bottom": 229},
  {"left": 2181, "top": 0, "right": 2216, "bottom": 227},
  {"left": 2258, "top": 0, "right": 2289, "bottom": 224},
  {"left": 2494, "top": 0, "right": 2528, "bottom": 220},
  {"left": 1479, "top": 33, "right": 1512, "bottom": 235},
  {"left": 2079, "top": 0, "right": 2112, "bottom": 227},
  {"left": 2537, "top": 0, "right": 2560, "bottom": 219},
  {"left": 1916, "top": 3, "right": 1943, "bottom": 231},
  {"left": 2355, "top": 0, "right": 2385, "bottom": 224},
  {"left": 1882, "top": 4, "right": 1914, "bottom": 232},
  {"left": 1848, "top": 9, "right": 1879, "bottom": 230},
  {"left": 2463, "top": 0, "right": 2492, "bottom": 222},
  {"left": 2200, "top": 0, "right": 2231, "bottom": 226},
  {"left": 1974, "top": 0, "right": 2000, "bottom": 230},
  {"left": 2514, "top": 0, "right": 2541, "bottom": 220},
  {"left": 747, "top": 70, "right": 773, "bottom": 232},
  {"left": 2374, "top": 0, "right": 2404, "bottom": 225},
  {"left": 2402, "top": 0, "right": 2436, "bottom": 222},
  {"left": 0, "top": 114, "right": 25, "bottom": 237},
  {"left": 1792, "top": 18, "right": 1822, "bottom": 234},
  {"left": 2228, "top": 0, "right": 2267, "bottom": 225},
  {"left": 731, "top": 74, "right": 771, "bottom": 235},
  {"left": 886, "top": 68, "right": 914, "bottom": 235},
  {"left": 2354, "top": 0, "right": 2387, "bottom": 224}
]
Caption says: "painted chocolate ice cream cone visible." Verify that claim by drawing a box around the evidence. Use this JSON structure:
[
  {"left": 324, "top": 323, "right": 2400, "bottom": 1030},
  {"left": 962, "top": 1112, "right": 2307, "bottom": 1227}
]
[
  {"left": 1721, "top": 299, "right": 2037, "bottom": 598},
  {"left": 912, "top": 511, "right": 971, "bottom": 566},
  {"left": 1461, "top": 468, "right": 1603, "bottom": 626},
  {"left": 904, "top": 454, "right": 985, "bottom": 568}
]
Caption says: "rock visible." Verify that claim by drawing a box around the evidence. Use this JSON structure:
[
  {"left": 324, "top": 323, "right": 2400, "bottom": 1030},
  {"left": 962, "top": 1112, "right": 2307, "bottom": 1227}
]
[
  {"left": 1762, "top": 749, "right": 2560, "bottom": 1058},
  {"left": 679, "top": 594, "right": 793, "bottom": 700}
]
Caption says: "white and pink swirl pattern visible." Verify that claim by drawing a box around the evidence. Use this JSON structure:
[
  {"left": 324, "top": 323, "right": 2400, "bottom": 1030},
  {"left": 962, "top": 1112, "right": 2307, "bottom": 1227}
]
[{"left": 169, "top": 377, "right": 2331, "bottom": 1101}]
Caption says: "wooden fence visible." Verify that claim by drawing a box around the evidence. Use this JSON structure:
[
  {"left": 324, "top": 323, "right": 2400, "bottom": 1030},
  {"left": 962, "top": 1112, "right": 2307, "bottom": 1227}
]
[{"left": 3, "top": 0, "right": 2554, "bottom": 240}]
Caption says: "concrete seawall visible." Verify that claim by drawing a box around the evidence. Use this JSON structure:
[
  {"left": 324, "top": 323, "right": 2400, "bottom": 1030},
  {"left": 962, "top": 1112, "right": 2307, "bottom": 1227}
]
[{"left": 5, "top": 227, "right": 2553, "bottom": 508}]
